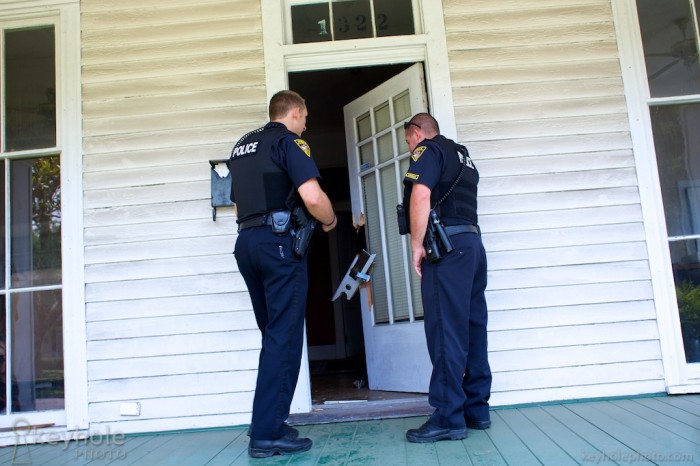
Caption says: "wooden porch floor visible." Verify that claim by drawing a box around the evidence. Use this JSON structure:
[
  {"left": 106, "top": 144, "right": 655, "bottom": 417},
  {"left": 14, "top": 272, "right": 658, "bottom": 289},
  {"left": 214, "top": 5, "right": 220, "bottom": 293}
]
[{"left": 3, "top": 394, "right": 699, "bottom": 465}]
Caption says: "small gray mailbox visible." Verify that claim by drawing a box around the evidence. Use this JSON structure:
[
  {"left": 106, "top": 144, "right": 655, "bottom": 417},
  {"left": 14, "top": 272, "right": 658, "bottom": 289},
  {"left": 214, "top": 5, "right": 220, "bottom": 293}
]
[{"left": 209, "top": 159, "right": 234, "bottom": 221}]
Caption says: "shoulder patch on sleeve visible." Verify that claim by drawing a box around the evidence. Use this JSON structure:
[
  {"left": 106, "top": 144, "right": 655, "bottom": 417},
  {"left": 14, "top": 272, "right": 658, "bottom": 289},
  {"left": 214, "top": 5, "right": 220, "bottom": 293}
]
[
  {"left": 411, "top": 146, "right": 426, "bottom": 162},
  {"left": 405, "top": 172, "right": 419, "bottom": 180},
  {"left": 294, "top": 139, "right": 311, "bottom": 157}
]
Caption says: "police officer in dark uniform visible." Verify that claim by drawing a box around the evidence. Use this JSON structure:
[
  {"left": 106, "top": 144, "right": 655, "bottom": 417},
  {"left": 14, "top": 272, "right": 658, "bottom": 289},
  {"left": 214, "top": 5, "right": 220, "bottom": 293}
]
[
  {"left": 228, "top": 90, "right": 337, "bottom": 457},
  {"left": 402, "top": 113, "right": 492, "bottom": 443}
]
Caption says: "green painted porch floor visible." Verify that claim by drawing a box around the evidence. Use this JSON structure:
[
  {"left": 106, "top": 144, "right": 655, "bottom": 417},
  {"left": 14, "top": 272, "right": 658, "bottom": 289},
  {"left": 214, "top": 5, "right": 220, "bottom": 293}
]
[{"left": 3, "top": 394, "right": 700, "bottom": 465}]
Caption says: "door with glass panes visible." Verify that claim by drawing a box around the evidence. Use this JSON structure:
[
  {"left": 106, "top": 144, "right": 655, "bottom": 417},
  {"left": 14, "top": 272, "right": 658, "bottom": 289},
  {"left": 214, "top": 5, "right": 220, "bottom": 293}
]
[
  {"left": 343, "top": 63, "right": 432, "bottom": 392},
  {"left": 1, "top": 23, "right": 64, "bottom": 421}
]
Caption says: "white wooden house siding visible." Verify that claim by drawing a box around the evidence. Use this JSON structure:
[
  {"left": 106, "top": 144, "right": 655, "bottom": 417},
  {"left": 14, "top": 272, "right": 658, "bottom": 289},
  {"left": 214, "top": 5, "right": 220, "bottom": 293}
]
[
  {"left": 81, "top": 0, "right": 265, "bottom": 433},
  {"left": 443, "top": 0, "right": 665, "bottom": 406}
]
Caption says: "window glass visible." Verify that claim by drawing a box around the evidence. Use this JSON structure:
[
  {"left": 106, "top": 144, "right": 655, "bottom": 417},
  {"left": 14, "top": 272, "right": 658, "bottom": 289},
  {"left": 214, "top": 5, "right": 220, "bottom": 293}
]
[
  {"left": 359, "top": 142, "right": 374, "bottom": 169},
  {"left": 292, "top": 3, "right": 331, "bottom": 44},
  {"left": 11, "top": 289, "right": 63, "bottom": 412},
  {"left": 650, "top": 103, "right": 700, "bottom": 363},
  {"left": 375, "top": 0, "right": 415, "bottom": 37},
  {"left": 357, "top": 112, "right": 372, "bottom": 140},
  {"left": 1, "top": 21, "right": 64, "bottom": 415},
  {"left": 0, "top": 300, "right": 7, "bottom": 414},
  {"left": 637, "top": 0, "right": 700, "bottom": 97},
  {"left": 377, "top": 133, "right": 393, "bottom": 163},
  {"left": 333, "top": 0, "right": 372, "bottom": 41},
  {"left": 5, "top": 27, "right": 56, "bottom": 151},
  {"left": 374, "top": 101, "right": 391, "bottom": 132},
  {"left": 290, "top": 0, "right": 414, "bottom": 44},
  {"left": 11, "top": 157, "right": 62, "bottom": 289},
  {"left": 393, "top": 91, "right": 412, "bottom": 122},
  {"left": 362, "top": 173, "right": 389, "bottom": 323}
]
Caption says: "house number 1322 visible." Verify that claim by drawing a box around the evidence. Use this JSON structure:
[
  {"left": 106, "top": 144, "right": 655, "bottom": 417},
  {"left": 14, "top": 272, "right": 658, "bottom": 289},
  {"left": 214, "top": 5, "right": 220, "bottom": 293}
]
[{"left": 318, "top": 14, "right": 389, "bottom": 35}]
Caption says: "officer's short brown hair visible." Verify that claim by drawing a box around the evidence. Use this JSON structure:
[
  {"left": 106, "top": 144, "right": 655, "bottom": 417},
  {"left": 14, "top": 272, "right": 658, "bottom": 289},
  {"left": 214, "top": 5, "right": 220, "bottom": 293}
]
[{"left": 269, "top": 90, "right": 306, "bottom": 120}]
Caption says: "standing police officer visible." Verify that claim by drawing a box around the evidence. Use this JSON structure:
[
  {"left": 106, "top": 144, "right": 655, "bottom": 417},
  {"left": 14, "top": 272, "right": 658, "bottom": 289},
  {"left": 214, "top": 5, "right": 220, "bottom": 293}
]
[
  {"left": 402, "top": 113, "right": 492, "bottom": 443},
  {"left": 228, "top": 90, "right": 337, "bottom": 457}
]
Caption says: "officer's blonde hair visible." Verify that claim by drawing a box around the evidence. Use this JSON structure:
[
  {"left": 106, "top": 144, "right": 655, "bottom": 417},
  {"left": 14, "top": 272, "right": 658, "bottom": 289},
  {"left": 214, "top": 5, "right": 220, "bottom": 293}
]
[{"left": 269, "top": 90, "right": 306, "bottom": 120}]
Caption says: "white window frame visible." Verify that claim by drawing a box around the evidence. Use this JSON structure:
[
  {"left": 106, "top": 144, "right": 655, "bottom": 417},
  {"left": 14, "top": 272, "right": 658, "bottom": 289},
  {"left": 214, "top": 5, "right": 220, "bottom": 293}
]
[
  {"left": 0, "top": 1, "right": 85, "bottom": 445},
  {"left": 612, "top": 0, "right": 700, "bottom": 392}
]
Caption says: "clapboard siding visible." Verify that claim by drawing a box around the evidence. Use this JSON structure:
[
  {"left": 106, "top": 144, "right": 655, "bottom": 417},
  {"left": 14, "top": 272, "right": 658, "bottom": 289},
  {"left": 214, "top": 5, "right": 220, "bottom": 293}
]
[
  {"left": 88, "top": 394, "right": 254, "bottom": 430},
  {"left": 488, "top": 300, "right": 656, "bottom": 331},
  {"left": 490, "top": 341, "right": 662, "bottom": 372},
  {"left": 86, "top": 311, "right": 257, "bottom": 341},
  {"left": 486, "top": 223, "right": 646, "bottom": 252},
  {"left": 88, "top": 350, "right": 260, "bottom": 380},
  {"left": 489, "top": 243, "right": 648, "bottom": 270},
  {"left": 85, "top": 256, "right": 234, "bottom": 283},
  {"left": 481, "top": 188, "right": 639, "bottom": 217},
  {"left": 89, "top": 371, "right": 258, "bottom": 403},
  {"left": 444, "top": 0, "right": 658, "bottom": 403},
  {"left": 81, "top": 0, "right": 264, "bottom": 433},
  {"left": 87, "top": 293, "right": 253, "bottom": 322},
  {"left": 87, "top": 330, "right": 260, "bottom": 361},
  {"left": 85, "top": 273, "right": 247, "bottom": 302}
]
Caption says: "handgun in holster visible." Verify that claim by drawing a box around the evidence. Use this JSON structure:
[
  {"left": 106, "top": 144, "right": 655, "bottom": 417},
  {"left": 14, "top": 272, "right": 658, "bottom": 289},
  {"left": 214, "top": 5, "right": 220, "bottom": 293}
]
[
  {"left": 423, "top": 209, "right": 454, "bottom": 263},
  {"left": 291, "top": 206, "right": 317, "bottom": 258}
]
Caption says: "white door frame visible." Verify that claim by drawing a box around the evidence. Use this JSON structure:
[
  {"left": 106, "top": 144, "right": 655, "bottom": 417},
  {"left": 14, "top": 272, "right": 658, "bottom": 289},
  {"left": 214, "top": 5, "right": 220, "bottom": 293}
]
[
  {"left": 261, "top": 0, "right": 457, "bottom": 412},
  {"left": 611, "top": 0, "right": 700, "bottom": 392}
]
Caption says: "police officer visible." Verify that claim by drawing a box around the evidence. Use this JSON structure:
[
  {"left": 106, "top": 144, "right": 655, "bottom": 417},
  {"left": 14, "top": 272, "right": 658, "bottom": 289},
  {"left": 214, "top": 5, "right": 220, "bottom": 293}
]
[
  {"left": 402, "top": 113, "right": 492, "bottom": 443},
  {"left": 228, "top": 90, "right": 337, "bottom": 457}
]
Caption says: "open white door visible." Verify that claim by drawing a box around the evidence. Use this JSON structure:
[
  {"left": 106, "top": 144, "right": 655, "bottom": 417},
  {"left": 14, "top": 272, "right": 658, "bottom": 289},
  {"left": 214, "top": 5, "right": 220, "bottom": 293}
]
[{"left": 343, "top": 63, "right": 432, "bottom": 392}]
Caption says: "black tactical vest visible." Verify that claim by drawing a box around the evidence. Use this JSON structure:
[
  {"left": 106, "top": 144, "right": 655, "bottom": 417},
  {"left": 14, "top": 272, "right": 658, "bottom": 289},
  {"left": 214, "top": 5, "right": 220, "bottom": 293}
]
[
  {"left": 430, "top": 135, "right": 479, "bottom": 226},
  {"left": 227, "top": 123, "right": 294, "bottom": 222}
]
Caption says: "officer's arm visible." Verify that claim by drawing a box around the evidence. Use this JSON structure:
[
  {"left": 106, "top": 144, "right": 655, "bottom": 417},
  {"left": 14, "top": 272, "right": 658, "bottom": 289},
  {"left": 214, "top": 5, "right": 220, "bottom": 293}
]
[
  {"left": 409, "top": 183, "right": 431, "bottom": 277},
  {"left": 297, "top": 178, "right": 337, "bottom": 232}
]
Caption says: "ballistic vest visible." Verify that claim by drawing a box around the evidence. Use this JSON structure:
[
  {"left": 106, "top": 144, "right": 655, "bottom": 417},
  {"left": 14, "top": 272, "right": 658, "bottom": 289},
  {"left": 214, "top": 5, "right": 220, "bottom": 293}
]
[
  {"left": 227, "top": 123, "right": 294, "bottom": 223},
  {"left": 430, "top": 135, "right": 479, "bottom": 226}
]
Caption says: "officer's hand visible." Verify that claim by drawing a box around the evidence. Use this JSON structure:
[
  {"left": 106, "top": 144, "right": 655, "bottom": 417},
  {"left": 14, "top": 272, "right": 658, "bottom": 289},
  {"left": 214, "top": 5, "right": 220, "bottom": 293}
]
[{"left": 413, "top": 245, "right": 426, "bottom": 278}]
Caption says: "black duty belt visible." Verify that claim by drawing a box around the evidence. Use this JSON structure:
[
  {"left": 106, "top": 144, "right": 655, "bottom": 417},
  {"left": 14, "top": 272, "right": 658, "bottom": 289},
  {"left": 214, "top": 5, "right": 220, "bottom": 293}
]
[
  {"left": 238, "top": 214, "right": 273, "bottom": 231},
  {"left": 445, "top": 224, "right": 480, "bottom": 236}
]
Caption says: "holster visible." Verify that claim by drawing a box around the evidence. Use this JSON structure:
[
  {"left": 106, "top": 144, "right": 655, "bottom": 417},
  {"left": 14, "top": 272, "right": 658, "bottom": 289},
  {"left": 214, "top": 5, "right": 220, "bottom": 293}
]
[
  {"left": 423, "top": 210, "right": 455, "bottom": 263},
  {"left": 291, "top": 206, "right": 316, "bottom": 258}
]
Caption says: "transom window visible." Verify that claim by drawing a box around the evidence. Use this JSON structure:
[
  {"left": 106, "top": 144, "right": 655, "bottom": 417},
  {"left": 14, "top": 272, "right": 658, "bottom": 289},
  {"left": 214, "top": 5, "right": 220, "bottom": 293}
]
[{"left": 288, "top": 0, "right": 416, "bottom": 44}]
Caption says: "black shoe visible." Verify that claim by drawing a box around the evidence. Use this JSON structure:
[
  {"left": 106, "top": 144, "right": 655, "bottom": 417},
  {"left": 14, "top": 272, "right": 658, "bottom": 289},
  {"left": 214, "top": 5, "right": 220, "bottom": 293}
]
[
  {"left": 247, "top": 423, "right": 299, "bottom": 439},
  {"left": 248, "top": 436, "right": 312, "bottom": 458},
  {"left": 466, "top": 418, "right": 491, "bottom": 430},
  {"left": 405, "top": 422, "right": 467, "bottom": 443}
]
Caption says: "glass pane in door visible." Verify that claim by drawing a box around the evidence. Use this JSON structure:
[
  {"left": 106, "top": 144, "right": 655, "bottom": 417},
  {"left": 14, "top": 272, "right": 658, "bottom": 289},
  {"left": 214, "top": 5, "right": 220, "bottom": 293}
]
[
  {"left": 650, "top": 102, "right": 700, "bottom": 362},
  {"left": 380, "top": 165, "right": 408, "bottom": 321},
  {"left": 362, "top": 173, "right": 389, "bottom": 324}
]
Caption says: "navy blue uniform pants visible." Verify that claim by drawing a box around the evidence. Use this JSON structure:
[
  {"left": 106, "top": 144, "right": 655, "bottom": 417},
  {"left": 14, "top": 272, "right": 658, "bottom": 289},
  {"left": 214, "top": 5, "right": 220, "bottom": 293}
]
[
  {"left": 422, "top": 231, "right": 492, "bottom": 429},
  {"left": 234, "top": 227, "right": 308, "bottom": 440}
]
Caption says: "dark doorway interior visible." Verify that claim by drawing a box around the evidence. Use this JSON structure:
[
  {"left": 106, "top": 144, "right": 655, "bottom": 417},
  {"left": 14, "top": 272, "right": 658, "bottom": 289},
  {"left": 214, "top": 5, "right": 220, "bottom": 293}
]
[{"left": 289, "top": 64, "right": 416, "bottom": 406}]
